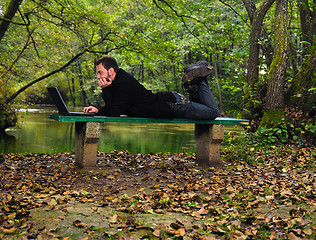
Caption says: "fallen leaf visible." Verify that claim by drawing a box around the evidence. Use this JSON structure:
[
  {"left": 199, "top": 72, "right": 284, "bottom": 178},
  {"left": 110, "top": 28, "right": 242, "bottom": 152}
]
[
  {"left": 153, "top": 229, "right": 161, "bottom": 237},
  {"left": 2, "top": 227, "right": 16, "bottom": 234},
  {"left": 303, "top": 228, "right": 312, "bottom": 235},
  {"left": 3, "top": 205, "right": 10, "bottom": 212},
  {"left": 73, "top": 220, "right": 87, "bottom": 228},
  {"left": 288, "top": 232, "right": 300, "bottom": 240},
  {"left": 110, "top": 214, "right": 118, "bottom": 223}
]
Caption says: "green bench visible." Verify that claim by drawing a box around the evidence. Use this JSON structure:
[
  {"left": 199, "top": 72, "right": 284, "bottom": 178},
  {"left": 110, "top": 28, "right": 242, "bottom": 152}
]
[{"left": 49, "top": 114, "right": 249, "bottom": 168}]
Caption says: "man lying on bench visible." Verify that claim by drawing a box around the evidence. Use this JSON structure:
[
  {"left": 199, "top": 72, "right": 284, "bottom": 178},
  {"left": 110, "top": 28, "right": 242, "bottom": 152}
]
[{"left": 83, "top": 56, "right": 219, "bottom": 121}]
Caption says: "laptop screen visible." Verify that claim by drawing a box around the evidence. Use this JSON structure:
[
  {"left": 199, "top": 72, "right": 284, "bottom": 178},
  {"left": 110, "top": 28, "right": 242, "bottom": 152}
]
[{"left": 47, "top": 87, "right": 69, "bottom": 115}]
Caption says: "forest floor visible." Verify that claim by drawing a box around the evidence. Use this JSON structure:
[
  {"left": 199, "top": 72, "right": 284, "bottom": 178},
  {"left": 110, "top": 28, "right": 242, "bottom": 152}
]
[{"left": 0, "top": 144, "right": 315, "bottom": 239}]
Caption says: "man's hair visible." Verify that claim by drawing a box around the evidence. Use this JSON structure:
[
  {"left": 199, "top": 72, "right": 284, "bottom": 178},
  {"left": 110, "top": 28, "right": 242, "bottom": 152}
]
[{"left": 94, "top": 56, "right": 119, "bottom": 72}]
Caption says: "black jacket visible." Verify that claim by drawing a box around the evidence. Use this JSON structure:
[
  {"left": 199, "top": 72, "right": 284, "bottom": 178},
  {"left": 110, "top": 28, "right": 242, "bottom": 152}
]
[{"left": 98, "top": 69, "right": 176, "bottom": 118}]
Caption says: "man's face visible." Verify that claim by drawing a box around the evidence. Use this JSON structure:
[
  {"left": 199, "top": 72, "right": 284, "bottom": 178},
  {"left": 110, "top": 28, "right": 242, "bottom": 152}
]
[
  {"left": 96, "top": 63, "right": 115, "bottom": 88},
  {"left": 96, "top": 64, "right": 110, "bottom": 80}
]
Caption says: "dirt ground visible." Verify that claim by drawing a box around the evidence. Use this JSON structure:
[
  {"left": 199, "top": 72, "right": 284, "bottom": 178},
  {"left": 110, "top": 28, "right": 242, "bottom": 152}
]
[{"left": 0, "top": 146, "right": 315, "bottom": 239}]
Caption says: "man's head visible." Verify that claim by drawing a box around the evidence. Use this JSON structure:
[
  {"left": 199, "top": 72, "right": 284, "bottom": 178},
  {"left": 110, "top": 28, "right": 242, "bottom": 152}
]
[
  {"left": 94, "top": 56, "right": 119, "bottom": 72},
  {"left": 95, "top": 56, "right": 119, "bottom": 88}
]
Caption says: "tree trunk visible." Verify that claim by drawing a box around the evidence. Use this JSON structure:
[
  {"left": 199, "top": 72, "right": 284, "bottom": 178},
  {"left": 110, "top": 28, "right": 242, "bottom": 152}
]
[
  {"left": 76, "top": 60, "right": 88, "bottom": 106},
  {"left": 298, "top": 0, "right": 316, "bottom": 58},
  {"left": 67, "top": 76, "right": 75, "bottom": 107},
  {"left": 242, "top": 0, "right": 274, "bottom": 68},
  {"left": 0, "top": 0, "right": 23, "bottom": 42},
  {"left": 245, "top": 0, "right": 276, "bottom": 85},
  {"left": 285, "top": 0, "right": 316, "bottom": 114},
  {"left": 212, "top": 55, "right": 224, "bottom": 116},
  {"left": 285, "top": 49, "right": 316, "bottom": 113},
  {"left": 265, "top": 0, "right": 289, "bottom": 111}
]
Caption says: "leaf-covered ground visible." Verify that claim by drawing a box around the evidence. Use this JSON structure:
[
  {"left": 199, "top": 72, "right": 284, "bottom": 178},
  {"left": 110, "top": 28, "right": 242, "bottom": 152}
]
[{"left": 0, "top": 144, "right": 315, "bottom": 239}]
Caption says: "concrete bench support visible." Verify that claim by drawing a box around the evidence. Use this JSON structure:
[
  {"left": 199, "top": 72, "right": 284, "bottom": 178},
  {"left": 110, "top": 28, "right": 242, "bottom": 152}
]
[
  {"left": 75, "top": 122, "right": 100, "bottom": 168},
  {"left": 195, "top": 124, "right": 224, "bottom": 167}
]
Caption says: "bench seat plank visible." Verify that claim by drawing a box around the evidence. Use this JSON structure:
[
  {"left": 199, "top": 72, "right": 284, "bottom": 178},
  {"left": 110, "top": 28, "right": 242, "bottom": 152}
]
[{"left": 49, "top": 114, "right": 248, "bottom": 125}]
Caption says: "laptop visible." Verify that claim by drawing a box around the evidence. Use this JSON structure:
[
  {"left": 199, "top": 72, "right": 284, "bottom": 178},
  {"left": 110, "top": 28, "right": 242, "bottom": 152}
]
[{"left": 47, "top": 87, "right": 95, "bottom": 116}]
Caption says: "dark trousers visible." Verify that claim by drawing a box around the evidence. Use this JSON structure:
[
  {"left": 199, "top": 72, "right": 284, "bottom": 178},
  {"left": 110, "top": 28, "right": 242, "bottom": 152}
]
[{"left": 171, "top": 81, "right": 219, "bottom": 120}]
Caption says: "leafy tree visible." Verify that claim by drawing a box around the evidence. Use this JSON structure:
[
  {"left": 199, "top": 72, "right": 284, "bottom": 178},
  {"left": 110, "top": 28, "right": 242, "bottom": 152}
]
[
  {"left": 285, "top": 0, "right": 316, "bottom": 114},
  {"left": 261, "top": 0, "right": 290, "bottom": 126},
  {"left": 242, "top": 0, "right": 275, "bottom": 86},
  {"left": 240, "top": 0, "right": 315, "bottom": 128},
  {"left": 0, "top": 0, "right": 146, "bottom": 104},
  {"left": 154, "top": 0, "right": 314, "bottom": 130}
]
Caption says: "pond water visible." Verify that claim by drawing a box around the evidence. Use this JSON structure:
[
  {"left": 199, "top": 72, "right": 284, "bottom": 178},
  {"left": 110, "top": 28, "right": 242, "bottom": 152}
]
[{"left": 1, "top": 107, "right": 199, "bottom": 154}]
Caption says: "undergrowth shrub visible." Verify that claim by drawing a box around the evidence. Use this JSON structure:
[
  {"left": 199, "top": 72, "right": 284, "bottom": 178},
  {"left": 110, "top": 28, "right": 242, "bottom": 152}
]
[
  {"left": 223, "top": 118, "right": 315, "bottom": 164},
  {"left": 0, "top": 101, "right": 17, "bottom": 133}
]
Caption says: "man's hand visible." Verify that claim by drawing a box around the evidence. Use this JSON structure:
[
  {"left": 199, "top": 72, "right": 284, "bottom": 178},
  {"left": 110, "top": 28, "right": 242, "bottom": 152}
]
[
  {"left": 83, "top": 106, "right": 99, "bottom": 113},
  {"left": 98, "top": 77, "right": 112, "bottom": 88}
]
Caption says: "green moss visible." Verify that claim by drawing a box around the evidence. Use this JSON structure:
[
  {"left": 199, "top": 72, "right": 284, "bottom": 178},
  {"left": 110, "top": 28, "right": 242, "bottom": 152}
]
[
  {"left": 286, "top": 50, "right": 316, "bottom": 113},
  {"left": 260, "top": 109, "right": 285, "bottom": 129}
]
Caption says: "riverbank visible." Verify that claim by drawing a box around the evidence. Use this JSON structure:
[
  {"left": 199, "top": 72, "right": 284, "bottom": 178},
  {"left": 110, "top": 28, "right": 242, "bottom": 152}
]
[{"left": 0, "top": 145, "right": 315, "bottom": 239}]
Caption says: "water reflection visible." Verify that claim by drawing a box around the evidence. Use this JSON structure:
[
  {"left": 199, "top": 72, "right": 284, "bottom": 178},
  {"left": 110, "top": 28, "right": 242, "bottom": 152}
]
[
  {"left": 99, "top": 122, "right": 196, "bottom": 154},
  {"left": 1, "top": 107, "right": 196, "bottom": 154},
  {"left": 0, "top": 132, "right": 16, "bottom": 152}
]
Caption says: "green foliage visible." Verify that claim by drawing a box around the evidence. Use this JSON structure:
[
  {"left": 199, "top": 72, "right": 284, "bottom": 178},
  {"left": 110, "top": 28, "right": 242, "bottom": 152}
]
[
  {"left": 223, "top": 117, "right": 316, "bottom": 164},
  {"left": 219, "top": 74, "right": 247, "bottom": 116},
  {"left": 1, "top": 0, "right": 251, "bottom": 103},
  {"left": 249, "top": 122, "right": 289, "bottom": 146},
  {"left": 0, "top": 101, "right": 17, "bottom": 133},
  {"left": 0, "top": 80, "right": 17, "bottom": 132},
  {"left": 240, "top": 83, "right": 264, "bottom": 126},
  {"left": 292, "top": 121, "right": 316, "bottom": 144}
]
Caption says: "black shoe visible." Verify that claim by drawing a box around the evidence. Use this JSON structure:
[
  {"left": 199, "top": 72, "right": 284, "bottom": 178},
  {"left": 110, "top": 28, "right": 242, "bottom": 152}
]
[{"left": 182, "top": 61, "right": 213, "bottom": 92}]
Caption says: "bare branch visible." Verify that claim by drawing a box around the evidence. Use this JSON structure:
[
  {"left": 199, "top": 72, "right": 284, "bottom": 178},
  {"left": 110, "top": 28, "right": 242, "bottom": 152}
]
[
  {"left": 5, "top": 36, "right": 111, "bottom": 104},
  {"left": 218, "top": 0, "right": 250, "bottom": 27},
  {"left": 0, "top": 17, "right": 29, "bottom": 26},
  {"left": 153, "top": 0, "right": 203, "bottom": 44}
]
